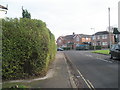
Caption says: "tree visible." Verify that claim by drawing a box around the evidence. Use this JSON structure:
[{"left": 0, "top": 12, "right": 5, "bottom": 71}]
[
  {"left": 113, "top": 27, "right": 120, "bottom": 43},
  {"left": 22, "top": 6, "right": 31, "bottom": 19}
]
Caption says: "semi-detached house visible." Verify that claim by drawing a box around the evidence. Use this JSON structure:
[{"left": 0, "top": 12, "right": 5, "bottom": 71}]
[
  {"left": 91, "top": 31, "right": 114, "bottom": 48},
  {"left": 57, "top": 33, "right": 91, "bottom": 49}
]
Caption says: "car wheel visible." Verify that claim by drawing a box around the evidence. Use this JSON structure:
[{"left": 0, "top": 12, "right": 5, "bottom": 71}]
[{"left": 110, "top": 54, "right": 113, "bottom": 59}]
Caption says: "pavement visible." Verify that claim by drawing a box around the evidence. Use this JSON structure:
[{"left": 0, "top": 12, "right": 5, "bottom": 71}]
[{"left": 30, "top": 52, "right": 71, "bottom": 88}]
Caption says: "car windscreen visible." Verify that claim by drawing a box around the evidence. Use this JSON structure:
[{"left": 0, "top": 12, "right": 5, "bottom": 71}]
[
  {"left": 111, "top": 44, "right": 116, "bottom": 50},
  {"left": 118, "top": 45, "right": 120, "bottom": 49}
]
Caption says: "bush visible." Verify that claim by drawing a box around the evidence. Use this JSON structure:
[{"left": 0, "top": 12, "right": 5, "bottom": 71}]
[
  {"left": 96, "top": 46, "right": 102, "bottom": 50},
  {"left": 89, "top": 46, "right": 101, "bottom": 50},
  {"left": 76, "top": 45, "right": 89, "bottom": 50},
  {"left": 2, "top": 18, "right": 56, "bottom": 80},
  {"left": 63, "top": 47, "right": 71, "bottom": 50}
]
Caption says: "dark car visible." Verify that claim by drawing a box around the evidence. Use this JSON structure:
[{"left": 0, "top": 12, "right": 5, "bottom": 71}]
[
  {"left": 110, "top": 43, "right": 120, "bottom": 59},
  {"left": 57, "top": 48, "right": 64, "bottom": 51}
]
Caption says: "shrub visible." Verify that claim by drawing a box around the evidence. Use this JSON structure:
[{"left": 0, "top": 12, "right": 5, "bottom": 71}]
[
  {"left": 89, "top": 46, "right": 102, "bottom": 50},
  {"left": 96, "top": 46, "right": 102, "bottom": 50},
  {"left": 63, "top": 47, "right": 70, "bottom": 50},
  {"left": 2, "top": 18, "right": 56, "bottom": 80}
]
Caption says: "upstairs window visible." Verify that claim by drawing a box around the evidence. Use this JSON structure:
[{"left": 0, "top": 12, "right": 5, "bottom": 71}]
[
  {"left": 58, "top": 39, "right": 61, "bottom": 43},
  {"left": 97, "top": 36, "right": 100, "bottom": 39},
  {"left": 86, "top": 37, "right": 89, "bottom": 40},
  {"left": 102, "top": 35, "right": 107, "bottom": 39},
  {"left": 92, "top": 36, "right": 96, "bottom": 40},
  {"left": 76, "top": 36, "right": 80, "bottom": 41}
]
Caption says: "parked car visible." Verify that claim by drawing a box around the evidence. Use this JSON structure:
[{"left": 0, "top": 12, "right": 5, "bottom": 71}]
[
  {"left": 110, "top": 43, "right": 120, "bottom": 59},
  {"left": 57, "top": 48, "right": 64, "bottom": 51}
]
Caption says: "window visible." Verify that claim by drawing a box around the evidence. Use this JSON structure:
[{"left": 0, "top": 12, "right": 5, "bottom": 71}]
[
  {"left": 92, "top": 36, "right": 96, "bottom": 40},
  {"left": 114, "top": 45, "right": 120, "bottom": 50},
  {"left": 102, "top": 42, "right": 108, "bottom": 46},
  {"left": 76, "top": 36, "right": 80, "bottom": 41},
  {"left": 102, "top": 35, "right": 107, "bottom": 39},
  {"left": 58, "top": 40, "right": 61, "bottom": 43},
  {"left": 97, "top": 36, "right": 100, "bottom": 39},
  {"left": 111, "top": 45, "right": 116, "bottom": 50},
  {"left": 92, "top": 42, "right": 96, "bottom": 46},
  {"left": 86, "top": 37, "right": 89, "bottom": 40}
]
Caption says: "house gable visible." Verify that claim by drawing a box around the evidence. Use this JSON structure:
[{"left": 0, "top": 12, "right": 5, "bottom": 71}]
[{"left": 73, "top": 34, "right": 81, "bottom": 42}]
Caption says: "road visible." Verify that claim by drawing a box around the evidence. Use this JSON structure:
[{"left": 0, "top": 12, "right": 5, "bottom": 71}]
[{"left": 64, "top": 50, "right": 118, "bottom": 88}]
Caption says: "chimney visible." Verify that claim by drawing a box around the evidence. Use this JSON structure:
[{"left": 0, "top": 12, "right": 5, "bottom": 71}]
[{"left": 73, "top": 32, "right": 75, "bottom": 35}]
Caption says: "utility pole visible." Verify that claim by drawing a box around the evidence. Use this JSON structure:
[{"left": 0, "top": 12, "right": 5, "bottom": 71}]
[
  {"left": 118, "top": 2, "right": 120, "bottom": 42},
  {"left": 91, "top": 28, "right": 96, "bottom": 50},
  {"left": 108, "top": 7, "right": 111, "bottom": 48}
]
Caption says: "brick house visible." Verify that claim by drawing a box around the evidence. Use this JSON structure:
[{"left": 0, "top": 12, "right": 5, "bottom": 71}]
[
  {"left": 57, "top": 33, "right": 92, "bottom": 49},
  {"left": 91, "top": 31, "right": 115, "bottom": 48}
]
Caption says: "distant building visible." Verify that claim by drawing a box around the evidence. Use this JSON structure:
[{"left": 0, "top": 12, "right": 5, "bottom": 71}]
[
  {"left": 57, "top": 33, "right": 92, "bottom": 49},
  {"left": 91, "top": 31, "right": 114, "bottom": 48},
  {"left": 57, "top": 30, "right": 119, "bottom": 49}
]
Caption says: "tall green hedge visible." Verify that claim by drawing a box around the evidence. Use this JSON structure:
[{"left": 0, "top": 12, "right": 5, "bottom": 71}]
[{"left": 2, "top": 18, "right": 56, "bottom": 80}]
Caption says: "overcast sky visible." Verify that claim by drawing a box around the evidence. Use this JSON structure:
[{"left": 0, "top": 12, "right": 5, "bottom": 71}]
[{"left": 1, "top": 0, "right": 120, "bottom": 39}]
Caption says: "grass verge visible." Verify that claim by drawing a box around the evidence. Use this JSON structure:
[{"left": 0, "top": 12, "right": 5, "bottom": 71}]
[
  {"left": 92, "top": 50, "right": 110, "bottom": 55},
  {"left": 2, "top": 82, "right": 30, "bottom": 88}
]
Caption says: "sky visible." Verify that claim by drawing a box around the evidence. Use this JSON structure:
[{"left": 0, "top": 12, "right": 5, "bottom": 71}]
[{"left": 0, "top": 0, "right": 120, "bottom": 39}]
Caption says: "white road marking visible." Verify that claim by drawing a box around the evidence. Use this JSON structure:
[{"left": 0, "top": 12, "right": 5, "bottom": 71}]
[
  {"left": 87, "top": 80, "right": 95, "bottom": 90},
  {"left": 77, "top": 69, "right": 95, "bottom": 90},
  {"left": 86, "top": 55, "right": 93, "bottom": 57},
  {"left": 96, "top": 58, "right": 112, "bottom": 63}
]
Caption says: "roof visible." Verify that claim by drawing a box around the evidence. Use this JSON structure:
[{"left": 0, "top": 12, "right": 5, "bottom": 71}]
[
  {"left": 63, "top": 35, "right": 74, "bottom": 40},
  {"left": 0, "top": 5, "right": 8, "bottom": 10},
  {"left": 58, "top": 34, "right": 91, "bottom": 41},
  {"left": 79, "top": 34, "right": 92, "bottom": 38},
  {"left": 94, "top": 31, "right": 109, "bottom": 35}
]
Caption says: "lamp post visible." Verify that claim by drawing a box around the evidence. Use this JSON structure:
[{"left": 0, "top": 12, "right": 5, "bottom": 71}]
[
  {"left": 108, "top": 7, "right": 111, "bottom": 48},
  {"left": 91, "top": 28, "right": 96, "bottom": 50},
  {"left": 118, "top": 2, "right": 120, "bottom": 43}
]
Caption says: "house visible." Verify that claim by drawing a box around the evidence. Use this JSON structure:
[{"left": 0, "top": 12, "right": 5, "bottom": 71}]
[
  {"left": 91, "top": 31, "right": 115, "bottom": 48},
  {"left": 57, "top": 33, "right": 92, "bottom": 49}
]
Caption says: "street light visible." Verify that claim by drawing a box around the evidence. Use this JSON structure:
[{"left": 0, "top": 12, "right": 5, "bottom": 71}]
[{"left": 91, "top": 28, "right": 96, "bottom": 50}]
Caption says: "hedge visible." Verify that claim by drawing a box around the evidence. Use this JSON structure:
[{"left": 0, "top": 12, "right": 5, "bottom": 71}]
[
  {"left": 62, "top": 47, "right": 71, "bottom": 50},
  {"left": 89, "top": 46, "right": 102, "bottom": 50},
  {"left": 2, "top": 18, "right": 56, "bottom": 80}
]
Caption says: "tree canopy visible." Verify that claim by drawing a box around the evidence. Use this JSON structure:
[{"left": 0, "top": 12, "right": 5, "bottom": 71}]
[{"left": 22, "top": 7, "right": 31, "bottom": 19}]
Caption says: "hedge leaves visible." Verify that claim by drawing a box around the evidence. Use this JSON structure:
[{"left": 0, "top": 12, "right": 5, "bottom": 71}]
[{"left": 2, "top": 18, "right": 56, "bottom": 80}]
